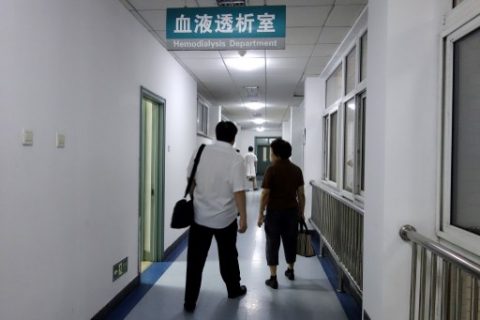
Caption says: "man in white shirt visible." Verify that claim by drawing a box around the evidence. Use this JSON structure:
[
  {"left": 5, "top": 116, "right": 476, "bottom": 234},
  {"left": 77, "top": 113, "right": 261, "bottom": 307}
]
[
  {"left": 244, "top": 146, "right": 258, "bottom": 191},
  {"left": 184, "top": 121, "right": 248, "bottom": 313}
]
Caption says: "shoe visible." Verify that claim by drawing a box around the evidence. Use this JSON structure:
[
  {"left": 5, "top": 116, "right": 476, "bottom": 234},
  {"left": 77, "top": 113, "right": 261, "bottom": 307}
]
[
  {"left": 285, "top": 268, "right": 295, "bottom": 281},
  {"left": 184, "top": 302, "right": 196, "bottom": 313},
  {"left": 265, "top": 276, "right": 278, "bottom": 289},
  {"left": 228, "top": 285, "right": 247, "bottom": 298}
]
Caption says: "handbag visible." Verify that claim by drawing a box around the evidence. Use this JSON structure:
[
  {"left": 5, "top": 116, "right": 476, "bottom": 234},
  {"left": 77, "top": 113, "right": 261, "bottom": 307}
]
[
  {"left": 297, "top": 218, "right": 316, "bottom": 257},
  {"left": 170, "top": 144, "right": 206, "bottom": 229}
]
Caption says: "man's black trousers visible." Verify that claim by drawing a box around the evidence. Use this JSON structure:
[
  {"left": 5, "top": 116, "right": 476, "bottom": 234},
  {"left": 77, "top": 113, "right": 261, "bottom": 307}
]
[{"left": 184, "top": 219, "right": 241, "bottom": 305}]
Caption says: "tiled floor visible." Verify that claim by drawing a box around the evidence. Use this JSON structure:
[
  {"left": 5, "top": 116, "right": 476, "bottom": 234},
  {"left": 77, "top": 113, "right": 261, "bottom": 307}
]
[{"left": 123, "top": 191, "right": 348, "bottom": 320}]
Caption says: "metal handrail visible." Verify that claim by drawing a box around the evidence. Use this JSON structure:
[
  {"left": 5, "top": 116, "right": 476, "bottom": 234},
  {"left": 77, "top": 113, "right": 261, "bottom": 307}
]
[
  {"left": 309, "top": 180, "right": 365, "bottom": 215},
  {"left": 401, "top": 225, "right": 480, "bottom": 320},
  {"left": 400, "top": 225, "right": 480, "bottom": 277},
  {"left": 310, "top": 182, "right": 364, "bottom": 296}
]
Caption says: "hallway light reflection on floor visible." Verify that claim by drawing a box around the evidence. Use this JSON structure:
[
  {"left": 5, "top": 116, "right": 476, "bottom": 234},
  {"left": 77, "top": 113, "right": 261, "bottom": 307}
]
[{"left": 251, "top": 226, "right": 264, "bottom": 262}]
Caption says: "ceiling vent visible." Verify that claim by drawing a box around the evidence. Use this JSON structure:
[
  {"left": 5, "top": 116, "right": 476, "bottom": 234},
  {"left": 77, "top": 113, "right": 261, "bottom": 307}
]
[{"left": 217, "top": 0, "right": 247, "bottom": 7}]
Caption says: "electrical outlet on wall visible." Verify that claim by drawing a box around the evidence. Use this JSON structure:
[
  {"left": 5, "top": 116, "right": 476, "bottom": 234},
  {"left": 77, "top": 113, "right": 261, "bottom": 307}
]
[{"left": 112, "top": 257, "right": 128, "bottom": 281}]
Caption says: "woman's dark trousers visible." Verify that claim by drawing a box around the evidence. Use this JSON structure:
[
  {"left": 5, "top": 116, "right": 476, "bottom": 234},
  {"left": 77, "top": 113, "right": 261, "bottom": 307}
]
[{"left": 264, "top": 208, "right": 298, "bottom": 266}]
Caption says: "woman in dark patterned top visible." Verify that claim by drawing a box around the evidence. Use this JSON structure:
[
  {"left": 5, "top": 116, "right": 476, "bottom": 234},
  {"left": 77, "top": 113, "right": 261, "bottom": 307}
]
[{"left": 257, "top": 138, "right": 305, "bottom": 289}]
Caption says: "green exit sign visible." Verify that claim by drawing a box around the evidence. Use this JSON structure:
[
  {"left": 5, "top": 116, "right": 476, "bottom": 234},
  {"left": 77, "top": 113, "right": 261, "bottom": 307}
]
[{"left": 113, "top": 257, "right": 128, "bottom": 281}]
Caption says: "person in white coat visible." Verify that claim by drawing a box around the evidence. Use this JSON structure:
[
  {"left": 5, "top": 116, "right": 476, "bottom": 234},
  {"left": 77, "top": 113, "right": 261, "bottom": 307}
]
[{"left": 244, "top": 146, "right": 258, "bottom": 191}]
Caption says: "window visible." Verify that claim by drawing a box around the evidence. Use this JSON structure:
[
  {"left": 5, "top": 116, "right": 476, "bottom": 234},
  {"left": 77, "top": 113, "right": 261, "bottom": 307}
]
[
  {"left": 323, "top": 112, "right": 338, "bottom": 183},
  {"left": 441, "top": 15, "right": 480, "bottom": 254},
  {"left": 345, "top": 47, "right": 357, "bottom": 94},
  {"left": 326, "top": 64, "right": 343, "bottom": 106},
  {"left": 358, "top": 92, "right": 366, "bottom": 193},
  {"left": 360, "top": 32, "right": 368, "bottom": 82},
  {"left": 451, "top": 27, "right": 480, "bottom": 236},
  {"left": 323, "top": 30, "right": 367, "bottom": 199},
  {"left": 330, "top": 112, "right": 338, "bottom": 182},
  {"left": 197, "top": 100, "right": 208, "bottom": 135},
  {"left": 343, "top": 99, "right": 355, "bottom": 192}
]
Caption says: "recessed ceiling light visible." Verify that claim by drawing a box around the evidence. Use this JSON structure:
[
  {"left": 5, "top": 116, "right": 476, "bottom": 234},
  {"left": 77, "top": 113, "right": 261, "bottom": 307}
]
[
  {"left": 225, "top": 58, "right": 264, "bottom": 71},
  {"left": 244, "top": 102, "right": 264, "bottom": 110},
  {"left": 252, "top": 118, "right": 266, "bottom": 125},
  {"left": 256, "top": 127, "right": 265, "bottom": 132}
]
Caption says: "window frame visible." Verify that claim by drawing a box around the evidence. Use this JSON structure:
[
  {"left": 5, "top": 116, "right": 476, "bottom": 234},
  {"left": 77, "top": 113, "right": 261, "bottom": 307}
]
[
  {"left": 345, "top": 45, "right": 357, "bottom": 96},
  {"left": 323, "top": 107, "right": 340, "bottom": 187},
  {"left": 342, "top": 97, "right": 356, "bottom": 195},
  {"left": 439, "top": 12, "right": 480, "bottom": 256},
  {"left": 326, "top": 63, "right": 344, "bottom": 107},
  {"left": 196, "top": 99, "right": 209, "bottom": 136},
  {"left": 360, "top": 32, "right": 368, "bottom": 84},
  {"left": 322, "top": 29, "right": 367, "bottom": 202},
  {"left": 357, "top": 91, "right": 366, "bottom": 196}
]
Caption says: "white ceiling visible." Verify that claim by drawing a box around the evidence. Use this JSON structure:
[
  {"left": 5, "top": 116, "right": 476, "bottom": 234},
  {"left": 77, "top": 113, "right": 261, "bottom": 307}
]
[{"left": 120, "top": 0, "right": 366, "bottom": 130}]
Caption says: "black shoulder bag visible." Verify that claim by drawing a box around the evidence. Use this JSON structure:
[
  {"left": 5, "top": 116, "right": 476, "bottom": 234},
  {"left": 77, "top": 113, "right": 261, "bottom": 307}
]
[{"left": 170, "top": 144, "right": 206, "bottom": 229}]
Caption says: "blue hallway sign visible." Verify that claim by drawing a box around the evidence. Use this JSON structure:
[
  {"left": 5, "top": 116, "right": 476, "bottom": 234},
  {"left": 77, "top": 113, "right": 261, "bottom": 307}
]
[{"left": 166, "top": 6, "right": 286, "bottom": 51}]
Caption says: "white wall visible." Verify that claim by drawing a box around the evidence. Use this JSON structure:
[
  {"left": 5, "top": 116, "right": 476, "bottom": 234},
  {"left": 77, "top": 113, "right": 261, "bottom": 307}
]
[
  {"left": 303, "top": 77, "right": 325, "bottom": 219},
  {"left": 291, "top": 104, "right": 306, "bottom": 170},
  {"left": 208, "top": 105, "right": 222, "bottom": 138},
  {"left": 363, "top": 0, "right": 446, "bottom": 319},
  {"left": 282, "top": 118, "right": 292, "bottom": 142},
  {"left": 0, "top": 0, "right": 197, "bottom": 319}
]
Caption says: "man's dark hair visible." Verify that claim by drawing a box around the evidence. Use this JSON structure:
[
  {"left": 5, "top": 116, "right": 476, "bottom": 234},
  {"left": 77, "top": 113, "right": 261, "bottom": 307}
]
[
  {"left": 215, "top": 121, "right": 238, "bottom": 143},
  {"left": 248, "top": 146, "right": 253, "bottom": 152},
  {"left": 270, "top": 138, "right": 292, "bottom": 160}
]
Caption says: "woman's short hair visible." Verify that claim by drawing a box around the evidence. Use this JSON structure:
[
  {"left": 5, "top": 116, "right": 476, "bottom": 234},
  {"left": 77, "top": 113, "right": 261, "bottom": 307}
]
[
  {"left": 270, "top": 138, "right": 292, "bottom": 160},
  {"left": 215, "top": 121, "right": 238, "bottom": 143},
  {"left": 248, "top": 146, "right": 253, "bottom": 152}
]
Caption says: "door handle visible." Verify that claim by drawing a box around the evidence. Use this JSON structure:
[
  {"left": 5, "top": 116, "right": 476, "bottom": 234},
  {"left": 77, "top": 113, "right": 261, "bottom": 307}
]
[{"left": 151, "top": 188, "right": 155, "bottom": 196}]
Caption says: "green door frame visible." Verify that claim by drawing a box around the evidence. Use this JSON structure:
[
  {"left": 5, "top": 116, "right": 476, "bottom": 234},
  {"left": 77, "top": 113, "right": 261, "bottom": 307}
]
[{"left": 139, "top": 87, "right": 166, "bottom": 269}]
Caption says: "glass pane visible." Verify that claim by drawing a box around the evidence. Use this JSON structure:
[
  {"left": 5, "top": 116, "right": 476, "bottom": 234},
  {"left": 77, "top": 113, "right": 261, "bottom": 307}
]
[
  {"left": 360, "top": 32, "right": 368, "bottom": 81},
  {"left": 326, "top": 64, "right": 342, "bottom": 106},
  {"left": 202, "top": 105, "right": 208, "bottom": 134},
  {"left": 324, "top": 116, "right": 329, "bottom": 179},
  {"left": 329, "top": 112, "right": 337, "bottom": 182},
  {"left": 257, "top": 138, "right": 268, "bottom": 145},
  {"left": 360, "top": 95, "right": 366, "bottom": 191},
  {"left": 197, "top": 103, "right": 202, "bottom": 130},
  {"left": 451, "top": 27, "right": 480, "bottom": 236},
  {"left": 343, "top": 99, "right": 355, "bottom": 192},
  {"left": 346, "top": 47, "right": 357, "bottom": 94}
]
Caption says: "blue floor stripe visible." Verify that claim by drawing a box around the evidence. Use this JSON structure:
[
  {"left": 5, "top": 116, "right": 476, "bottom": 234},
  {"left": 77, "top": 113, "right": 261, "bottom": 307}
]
[
  {"left": 104, "top": 235, "right": 188, "bottom": 320},
  {"left": 310, "top": 232, "right": 362, "bottom": 320}
]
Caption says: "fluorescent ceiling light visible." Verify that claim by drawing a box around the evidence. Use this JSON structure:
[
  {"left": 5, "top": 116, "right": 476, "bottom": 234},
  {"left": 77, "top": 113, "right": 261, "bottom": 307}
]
[
  {"left": 225, "top": 58, "right": 264, "bottom": 71},
  {"left": 244, "top": 102, "right": 264, "bottom": 110},
  {"left": 252, "top": 118, "right": 266, "bottom": 125},
  {"left": 256, "top": 127, "right": 265, "bottom": 132}
]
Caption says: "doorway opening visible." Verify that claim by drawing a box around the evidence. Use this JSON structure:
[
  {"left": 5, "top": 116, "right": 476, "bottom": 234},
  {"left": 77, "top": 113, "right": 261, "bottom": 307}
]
[
  {"left": 254, "top": 136, "right": 281, "bottom": 182},
  {"left": 139, "top": 87, "right": 166, "bottom": 273}
]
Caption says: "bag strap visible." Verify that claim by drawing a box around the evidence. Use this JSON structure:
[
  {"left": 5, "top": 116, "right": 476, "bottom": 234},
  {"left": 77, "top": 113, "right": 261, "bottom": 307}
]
[
  {"left": 298, "top": 218, "right": 309, "bottom": 232},
  {"left": 184, "top": 144, "right": 206, "bottom": 198}
]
